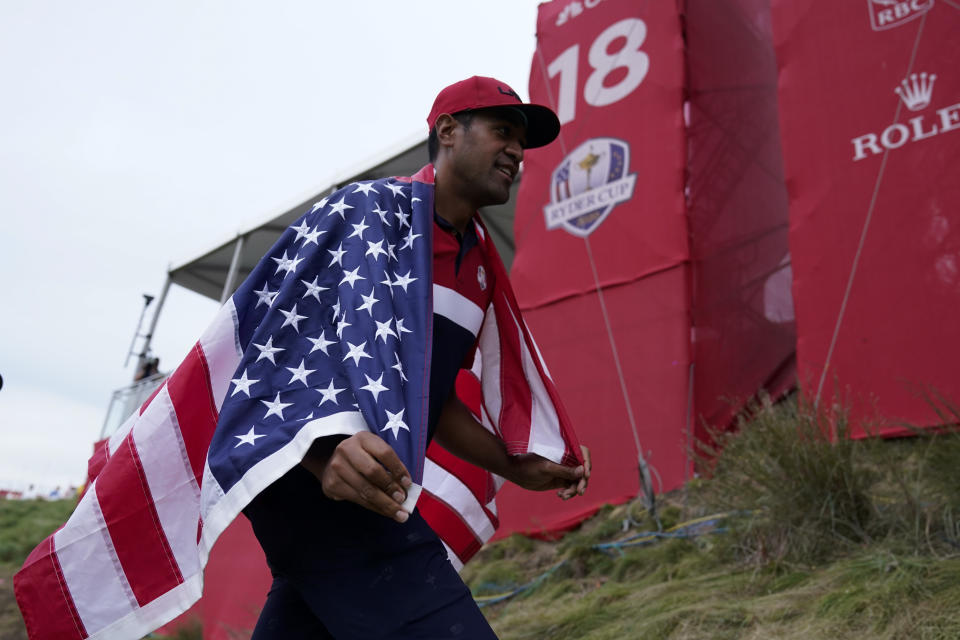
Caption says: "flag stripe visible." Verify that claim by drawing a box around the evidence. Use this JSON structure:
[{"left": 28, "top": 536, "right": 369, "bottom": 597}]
[
  {"left": 477, "top": 305, "right": 504, "bottom": 436},
  {"left": 424, "top": 458, "right": 495, "bottom": 541},
  {"left": 165, "top": 344, "right": 219, "bottom": 486},
  {"left": 15, "top": 536, "right": 87, "bottom": 640},
  {"left": 96, "top": 434, "right": 183, "bottom": 606},
  {"left": 433, "top": 284, "right": 484, "bottom": 337},
  {"left": 418, "top": 490, "right": 483, "bottom": 565},
  {"left": 132, "top": 387, "right": 202, "bottom": 581},
  {"left": 492, "top": 293, "right": 534, "bottom": 452},
  {"left": 507, "top": 303, "right": 566, "bottom": 462},
  {"left": 198, "top": 299, "right": 243, "bottom": 412},
  {"left": 54, "top": 487, "right": 136, "bottom": 634},
  {"left": 440, "top": 541, "right": 464, "bottom": 572}
]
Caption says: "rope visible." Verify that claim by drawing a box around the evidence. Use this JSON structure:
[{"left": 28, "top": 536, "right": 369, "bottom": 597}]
[
  {"left": 814, "top": 12, "right": 929, "bottom": 407},
  {"left": 472, "top": 512, "right": 731, "bottom": 607}
]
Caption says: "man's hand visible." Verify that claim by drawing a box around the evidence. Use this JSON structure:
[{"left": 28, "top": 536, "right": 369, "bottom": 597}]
[
  {"left": 302, "top": 432, "right": 413, "bottom": 523},
  {"left": 506, "top": 445, "right": 591, "bottom": 500}
]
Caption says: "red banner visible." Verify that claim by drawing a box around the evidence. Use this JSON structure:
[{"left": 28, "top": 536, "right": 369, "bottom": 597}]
[
  {"left": 772, "top": 0, "right": 960, "bottom": 432},
  {"left": 511, "top": 0, "right": 688, "bottom": 307},
  {"left": 502, "top": 0, "right": 689, "bottom": 536}
]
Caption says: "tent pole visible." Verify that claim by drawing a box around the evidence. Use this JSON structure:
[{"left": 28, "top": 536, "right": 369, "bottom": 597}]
[{"left": 220, "top": 235, "right": 245, "bottom": 304}]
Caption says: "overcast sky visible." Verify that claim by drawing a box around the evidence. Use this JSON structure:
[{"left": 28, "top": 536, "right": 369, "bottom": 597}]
[{"left": 0, "top": 1, "right": 544, "bottom": 492}]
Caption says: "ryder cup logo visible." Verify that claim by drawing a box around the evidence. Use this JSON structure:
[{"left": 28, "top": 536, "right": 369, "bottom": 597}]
[
  {"left": 868, "top": 0, "right": 934, "bottom": 31},
  {"left": 544, "top": 137, "right": 636, "bottom": 237}
]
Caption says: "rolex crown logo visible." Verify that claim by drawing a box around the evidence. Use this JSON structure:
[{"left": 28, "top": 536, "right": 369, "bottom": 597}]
[{"left": 895, "top": 72, "right": 937, "bottom": 112}]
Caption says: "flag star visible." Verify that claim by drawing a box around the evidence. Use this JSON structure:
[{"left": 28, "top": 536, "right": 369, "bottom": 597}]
[
  {"left": 230, "top": 369, "right": 259, "bottom": 397},
  {"left": 394, "top": 317, "right": 413, "bottom": 340},
  {"left": 372, "top": 203, "right": 390, "bottom": 225},
  {"left": 279, "top": 304, "right": 308, "bottom": 333},
  {"left": 291, "top": 219, "right": 312, "bottom": 241},
  {"left": 365, "top": 240, "right": 388, "bottom": 261},
  {"left": 254, "top": 282, "right": 278, "bottom": 308},
  {"left": 342, "top": 341, "right": 372, "bottom": 366},
  {"left": 339, "top": 266, "right": 366, "bottom": 288},
  {"left": 298, "top": 412, "right": 315, "bottom": 422},
  {"left": 302, "top": 227, "right": 325, "bottom": 247},
  {"left": 310, "top": 196, "right": 329, "bottom": 213},
  {"left": 381, "top": 408, "right": 410, "bottom": 439},
  {"left": 401, "top": 227, "right": 422, "bottom": 250},
  {"left": 331, "top": 298, "right": 342, "bottom": 318},
  {"left": 234, "top": 426, "right": 266, "bottom": 448},
  {"left": 261, "top": 392, "right": 293, "bottom": 420},
  {"left": 286, "top": 253, "right": 304, "bottom": 275},
  {"left": 349, "top": 218, "right": 370, "bottom": 240},
  {"left": 394, "top": 205, "right": 411, "bottom": 229},
  {"left": 306, "top": 330, "right": 336, "bottom": 355},
  {"left": 392, "top": 270, "right": 417, "bottom": 293},
  {"left": 412, "top": 197, "right": 422, "bottom": 203},
  {"left": 328, "top": 242, "right": 348, "bottom": 267},
  {"left": 385, "top": 182, "right": 407, "bottom": 198},
  {"left": 328, "top": 196, "right": 354, "bottom": 220},
  {"left": 253, "top": 336, "right": 285, "bottom": 364},
  {"left": 353, "top": 182, "right": 379, "bottom": 196},
  {"left": 356, "top": 290, "right": 379, "bottom": 316},
  {"left": 386, "top": 243, "right": 398, "bottom": 262},
  {"left": 375, "top": 319, "right": 398, "bottom": 343},
  {"left": 360, "top": 373, "right": 389, "bottom": 402},
  {"left": 380, "top": 273, "right": 395, "bottom": 289},
  {"left": 285, "top": 359, "right": 316, "bottom": 387},
  {"left": 317, "top": 379, "right": 346, "bottom": 406},
  {"left": 301, "top": 276, "right": 329, "bottom": 302},
  {"left": 392, "top": 352, "right": 408, "bottom": 382},
  {"left": 336, "top": 312, "right": 352, "bottom": 339},
  {"left": 272, "top": 250, "right": 295, "bottom": 275}
]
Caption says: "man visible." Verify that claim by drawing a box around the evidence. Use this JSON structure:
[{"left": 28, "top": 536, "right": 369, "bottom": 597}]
[
  {"left": 13, "top": 76, "right": 587, "bottom": 640},
  {"left": 244, "top": 77, "right": 590, "bottom": 638}
]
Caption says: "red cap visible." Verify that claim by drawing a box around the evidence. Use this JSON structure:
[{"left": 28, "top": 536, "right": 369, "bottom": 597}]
[{"left": 426, "top": 76, "right": 561, "bottom": 149}]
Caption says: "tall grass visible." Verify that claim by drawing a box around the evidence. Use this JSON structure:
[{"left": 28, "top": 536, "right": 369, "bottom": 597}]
[{"left": 697, "top": 393, "right": 960, "bottom": 567}]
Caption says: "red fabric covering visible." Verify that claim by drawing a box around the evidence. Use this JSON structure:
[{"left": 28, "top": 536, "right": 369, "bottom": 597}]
[
  {"left": 772, "top": 0, "right": 960, "bottom": 434},
  {"left": 684, "top": 0, "right": 797, "bottom": 438}
]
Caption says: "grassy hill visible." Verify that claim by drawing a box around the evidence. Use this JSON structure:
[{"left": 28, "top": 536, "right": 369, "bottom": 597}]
[
  {"left": 0, "top": 498, "right": 76, "bottom": 640},
  {"left": 462, "top": 396, "right": 960, "bottom": 639},
  {"left": 3, "top": 396, "right": 960, "bottom": 639}
]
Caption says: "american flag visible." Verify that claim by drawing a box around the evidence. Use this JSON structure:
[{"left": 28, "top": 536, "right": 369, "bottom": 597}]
[{"left": 15, "top": 164, "right": 582, "bottom": 640}]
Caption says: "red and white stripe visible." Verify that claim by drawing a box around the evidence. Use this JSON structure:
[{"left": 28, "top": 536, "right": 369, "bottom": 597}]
[{"left": 15, "top": 301, "right": 242, "bottom": 640}]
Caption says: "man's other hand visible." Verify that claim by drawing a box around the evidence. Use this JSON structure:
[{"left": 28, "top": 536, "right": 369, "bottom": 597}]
[
  {"left": 303, "top": 432, "right": 413, "bottom": 523},
  {"left": 507, "top": 444, "right": 591, "bottom": 500}
]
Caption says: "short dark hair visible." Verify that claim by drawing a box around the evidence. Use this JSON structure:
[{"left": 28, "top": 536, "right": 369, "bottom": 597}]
[{"left": 427, "top": 111, "right": 474, "bottom": 163}]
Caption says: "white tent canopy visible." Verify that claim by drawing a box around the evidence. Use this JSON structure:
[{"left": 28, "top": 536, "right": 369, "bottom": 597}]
[{"left": 165, "top": 136, "right": 520, "bottom": 305}]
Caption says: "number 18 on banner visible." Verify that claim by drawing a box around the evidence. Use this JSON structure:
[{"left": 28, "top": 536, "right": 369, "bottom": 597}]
[{"left": 547, "top": 17, "right": 649, "bottom": 126}]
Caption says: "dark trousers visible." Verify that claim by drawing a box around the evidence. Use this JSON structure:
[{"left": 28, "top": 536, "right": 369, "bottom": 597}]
[{"left": 244, "top": 465, "right": 498, "bottom": 640}]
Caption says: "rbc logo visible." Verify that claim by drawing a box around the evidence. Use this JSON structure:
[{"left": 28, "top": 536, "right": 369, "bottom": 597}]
[{"left": 868, "top": 0, "right": 934, "bottom": 31}]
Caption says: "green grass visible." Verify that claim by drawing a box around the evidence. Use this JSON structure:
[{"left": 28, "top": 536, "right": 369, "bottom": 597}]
[
  {"left": 0, "top": 498, "right": 76, "bottom": 640},
  {"left": 0, "top": 498, "right": 75, "bottom": 568}
]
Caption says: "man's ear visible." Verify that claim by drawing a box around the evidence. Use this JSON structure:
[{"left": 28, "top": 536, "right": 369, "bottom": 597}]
[{"left": 434, "top": 113, "right": 459, "bottom": 151}]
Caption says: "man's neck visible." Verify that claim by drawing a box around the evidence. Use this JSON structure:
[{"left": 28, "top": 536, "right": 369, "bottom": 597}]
[{"left": 433, "top": 163, "right": 475, "bottom": 235}]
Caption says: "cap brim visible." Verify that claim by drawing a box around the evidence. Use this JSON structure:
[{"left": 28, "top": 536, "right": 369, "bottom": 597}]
[{"left": 515, "top": 104, "right": 561, "bottom": 149}]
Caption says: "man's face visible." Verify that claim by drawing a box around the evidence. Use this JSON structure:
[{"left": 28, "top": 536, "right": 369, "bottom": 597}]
[{"left": 448, "top": 108, "right": 527, "bottom": 208}]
